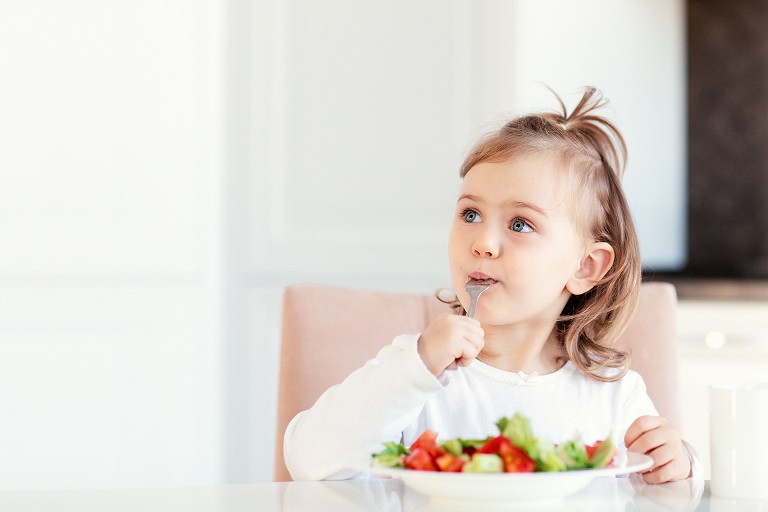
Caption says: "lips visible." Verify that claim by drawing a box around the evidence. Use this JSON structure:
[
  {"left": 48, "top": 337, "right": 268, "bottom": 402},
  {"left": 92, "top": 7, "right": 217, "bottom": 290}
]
[{"left": 467, "top": 272, "right": 498, "bottom": 285}]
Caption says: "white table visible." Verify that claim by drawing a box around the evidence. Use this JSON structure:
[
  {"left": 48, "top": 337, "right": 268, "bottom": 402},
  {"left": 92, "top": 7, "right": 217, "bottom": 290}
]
[{"left": 0, "top": 477, "right": 758, "bottom": 511}]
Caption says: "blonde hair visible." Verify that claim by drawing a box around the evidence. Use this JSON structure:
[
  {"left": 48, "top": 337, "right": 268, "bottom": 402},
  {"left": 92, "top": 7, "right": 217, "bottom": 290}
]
[{"left": 442, "top": 87, "right": 641, "bottom": 382}]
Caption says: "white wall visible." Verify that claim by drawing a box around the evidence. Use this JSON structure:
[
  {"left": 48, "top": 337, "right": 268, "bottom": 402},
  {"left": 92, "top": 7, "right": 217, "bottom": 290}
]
[
  {"left": 0, "top": 0, "right": 686, "bottom": 488},
  {"left": 506, "top": 1, "right": 687, "bottom": 270},
  {"left": 0, "top": 1, "right": 227, "bottom": 489}
]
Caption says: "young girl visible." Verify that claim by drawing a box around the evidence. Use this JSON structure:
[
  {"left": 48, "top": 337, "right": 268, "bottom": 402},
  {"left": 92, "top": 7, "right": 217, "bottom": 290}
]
[{"left": 283, "top": 87, "right": 699, "bottom": 484}]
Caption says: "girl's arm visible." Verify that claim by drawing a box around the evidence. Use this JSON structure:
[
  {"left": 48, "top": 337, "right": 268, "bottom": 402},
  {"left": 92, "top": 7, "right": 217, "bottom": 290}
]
[
  {"left": 284, "top": 313, "right": 483, "bottom": 481},
  {"left": 283, "top": 334, "right": 442, "bottom": 481}
]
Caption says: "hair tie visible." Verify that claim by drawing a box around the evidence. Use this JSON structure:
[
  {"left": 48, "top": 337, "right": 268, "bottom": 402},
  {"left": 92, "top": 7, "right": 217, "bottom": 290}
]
[{"left": 558, "top": 122, "right": 568, "bottom": 130}]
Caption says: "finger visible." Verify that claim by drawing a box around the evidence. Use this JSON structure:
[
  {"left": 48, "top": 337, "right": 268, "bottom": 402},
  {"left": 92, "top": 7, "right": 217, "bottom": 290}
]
[
  {"left": 641, "top": 465, "right": 664, "bottom": 485},
  {"left": 459, "top": 315, "right": 485, "bottom": 331},
  {"left": 445, "top": 339, "right": 477, "bottom": 369},
  {"left": 461, "top": 315, "right": 483, "bottom": 327},
  {"left": 644, "top": 443, "right": 677, "bottom": 472},
  {"left": 456, "top": 356, "right": 475, "bottom": 367},
  {"left": 624, "top": 415, "right": 662, "bottom": 447},
  {"left": 459, "top": 321, "right": 485, "bottom": 341},
  {"left": 641, "top": 458, "right": 683, "bottom": 484},
  {"left": 626, "top": 427, "right": 668, "bottom": 456},
  {"left": 463, "top": 331, "right": 485, "bottom": 351},
  {"left": 456, "top": 341, "right": 482, "bottom": 367}
]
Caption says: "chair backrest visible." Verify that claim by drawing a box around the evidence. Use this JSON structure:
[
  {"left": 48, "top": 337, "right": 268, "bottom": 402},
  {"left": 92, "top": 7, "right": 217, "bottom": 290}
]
[
  {"left": 613, "top": 282, "right": 681, "bottom": 429},
  {"left": 273, "top": 282, "right": 679, "bottom": 481}
]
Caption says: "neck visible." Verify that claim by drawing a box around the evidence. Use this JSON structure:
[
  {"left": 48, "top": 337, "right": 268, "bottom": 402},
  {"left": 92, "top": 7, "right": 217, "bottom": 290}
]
[{"left": 477, "top": 321, "right": 565, "bottom": 374}]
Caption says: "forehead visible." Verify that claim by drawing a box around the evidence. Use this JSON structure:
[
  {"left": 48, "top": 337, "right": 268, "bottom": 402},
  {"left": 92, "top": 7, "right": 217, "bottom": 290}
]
[{"left": 459, "top": 153, "right": 569, "bottom": 214}]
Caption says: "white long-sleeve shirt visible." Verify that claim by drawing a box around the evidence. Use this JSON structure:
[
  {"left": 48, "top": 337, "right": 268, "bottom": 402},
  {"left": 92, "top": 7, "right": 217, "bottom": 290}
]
[{"left": 284, "top": 334, "right": 696, "bottom": 481}]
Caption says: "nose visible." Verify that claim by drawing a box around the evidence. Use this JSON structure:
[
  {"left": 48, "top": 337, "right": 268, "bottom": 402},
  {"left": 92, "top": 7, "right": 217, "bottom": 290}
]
[{"left": 471, "top": 227, "right": 501, "bottom": 258}]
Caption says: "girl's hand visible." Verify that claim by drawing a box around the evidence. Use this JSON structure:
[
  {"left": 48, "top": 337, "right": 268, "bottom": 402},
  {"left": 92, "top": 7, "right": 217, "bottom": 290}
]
[
  {"left": 624, "top": 415, "right": 692, "bottom": 484},
  {"left": 417, "top": 314, "right": 484, "bottom": 377}
]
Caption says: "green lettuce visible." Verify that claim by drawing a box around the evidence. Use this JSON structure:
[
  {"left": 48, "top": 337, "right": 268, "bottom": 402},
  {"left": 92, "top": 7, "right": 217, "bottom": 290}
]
[
  {"left": 372, "top": 441, "right": 409, "bottom": 468},
  {"left": 462, "top": 453, "right": 503, "bottom": 473}
]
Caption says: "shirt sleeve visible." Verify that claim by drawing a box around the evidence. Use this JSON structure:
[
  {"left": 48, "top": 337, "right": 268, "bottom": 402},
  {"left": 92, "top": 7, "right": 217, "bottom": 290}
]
[
  {"left": 618, "top": 370, "right": 659, "bottom": 438},
  {"left": 283, "top": 334, "right": 443, "bottom": 481},
  {"left": 682, "top": 439, "right": 704, "bottom": 480}
]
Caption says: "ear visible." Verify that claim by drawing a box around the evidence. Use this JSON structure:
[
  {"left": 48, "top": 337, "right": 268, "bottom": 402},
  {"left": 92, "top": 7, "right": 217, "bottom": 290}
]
[{"left": 566, "top": 242, "right": 615, "bottom": 295}]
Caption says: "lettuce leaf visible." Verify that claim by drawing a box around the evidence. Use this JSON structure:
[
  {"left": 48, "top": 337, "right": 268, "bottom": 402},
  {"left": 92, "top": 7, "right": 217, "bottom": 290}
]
[
  {"left": 588, "top": 436, "right": 615, "bottom": 469},
  {"left": 372, "top": 441, "right": 409, "bottom": 468},
  {"left": 462, "top": 453, "right": 503, "bottom": 473}
]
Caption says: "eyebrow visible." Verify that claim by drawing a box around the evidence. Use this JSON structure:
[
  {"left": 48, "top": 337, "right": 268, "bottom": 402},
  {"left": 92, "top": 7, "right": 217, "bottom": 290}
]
[{"left": 457, "top": 194, "right": 549, "bottom": 217}]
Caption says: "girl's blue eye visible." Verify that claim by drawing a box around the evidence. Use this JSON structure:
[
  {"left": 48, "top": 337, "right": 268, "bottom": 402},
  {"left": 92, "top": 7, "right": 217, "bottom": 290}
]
[
  {"left": 511, "top": 219, "right": 533, "bottom": 233},
  {"left": 462, "top": 209, "right": 482, "bottom": 223}
]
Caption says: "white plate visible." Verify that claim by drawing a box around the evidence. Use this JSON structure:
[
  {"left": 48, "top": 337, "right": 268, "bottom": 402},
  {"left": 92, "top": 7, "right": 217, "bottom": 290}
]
[{"left": 363, "top": 452, "right": 653, "bottom": 506}]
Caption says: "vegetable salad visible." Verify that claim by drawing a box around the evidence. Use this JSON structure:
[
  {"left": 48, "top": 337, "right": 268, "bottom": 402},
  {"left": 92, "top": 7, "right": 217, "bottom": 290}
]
[{"left": 372, "top": 413, "right": 616, "bottom": 473}]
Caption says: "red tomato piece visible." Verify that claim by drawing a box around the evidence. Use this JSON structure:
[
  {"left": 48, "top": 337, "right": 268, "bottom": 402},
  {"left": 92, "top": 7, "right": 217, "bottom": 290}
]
[
  {"left": 435, "top": 453, "right": 465, "bottom": 472},
  {"left": 585, "top": 441, "right": 599, "bottom": 459},
  {"left": 408, "top": 430, "right": 445, "bottom": 459},
  {"left": 500, "top": 443, "right": 535, "bottom": 473},
  {"left": 477, "top": 436, "right": 535, "bottom": 473},
  {"left": 476, "top": 436, "right": 503, "bottom": 454},
  {"left": 403, "top": 447, "right": 439, "bottom": 471}
]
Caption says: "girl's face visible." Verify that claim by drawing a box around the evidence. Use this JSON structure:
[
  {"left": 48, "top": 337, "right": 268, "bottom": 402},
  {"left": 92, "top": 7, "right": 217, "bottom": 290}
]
[{"left": 448, "top": 153, "right": 588, "bottom": 327}]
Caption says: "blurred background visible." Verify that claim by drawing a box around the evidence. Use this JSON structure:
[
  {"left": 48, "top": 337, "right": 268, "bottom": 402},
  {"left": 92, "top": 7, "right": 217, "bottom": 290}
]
[{"left": 1, "top": 0, "right": 766, "bottom": 490}]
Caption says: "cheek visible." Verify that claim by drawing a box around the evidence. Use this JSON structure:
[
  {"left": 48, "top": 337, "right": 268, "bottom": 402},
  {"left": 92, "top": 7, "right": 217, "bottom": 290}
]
[
  {"left": 447, "top": 235, "right": 468, "bottom": 295},
  {"left": 447, "top": 224, "right": 465, "bottom": 263},
  {"left": 505, "top": 245, "right": 578, "bottom": 283},
  {"left": 448, "top": 257, "right": 465, "bottom": 290}
]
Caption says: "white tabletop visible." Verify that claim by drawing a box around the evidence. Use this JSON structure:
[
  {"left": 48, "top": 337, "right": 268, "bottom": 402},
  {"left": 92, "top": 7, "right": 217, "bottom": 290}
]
[{"left": 0, "top": 477, "right": 757, "bottom": 512}]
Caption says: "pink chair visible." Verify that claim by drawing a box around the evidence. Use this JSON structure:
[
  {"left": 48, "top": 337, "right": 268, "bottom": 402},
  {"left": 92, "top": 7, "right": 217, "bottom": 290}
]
[{"left": 273, "top": 282, "right": 680, "bottom": 481}]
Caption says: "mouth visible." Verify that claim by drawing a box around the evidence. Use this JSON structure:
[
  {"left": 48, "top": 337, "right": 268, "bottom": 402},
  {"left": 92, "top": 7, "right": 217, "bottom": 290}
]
[{"left": 467, "top": 272, "right": 498, "bottom": 286}]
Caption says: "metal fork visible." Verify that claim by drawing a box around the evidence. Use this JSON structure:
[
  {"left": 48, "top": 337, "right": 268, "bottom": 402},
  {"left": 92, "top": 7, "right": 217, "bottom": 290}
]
[{"left": 465, "top": 279, "right": 493, "bottom": 318}]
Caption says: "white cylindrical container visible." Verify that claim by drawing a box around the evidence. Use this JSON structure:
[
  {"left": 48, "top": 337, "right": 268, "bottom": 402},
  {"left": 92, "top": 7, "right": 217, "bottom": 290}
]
[{"left": 710, "top": 384, "right": 768, "bottom": 500}]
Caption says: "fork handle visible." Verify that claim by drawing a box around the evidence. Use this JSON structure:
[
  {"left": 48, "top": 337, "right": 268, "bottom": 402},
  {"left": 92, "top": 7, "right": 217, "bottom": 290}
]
[{"left": 467, "top": 296, "right": 478, "bottom": 318}]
